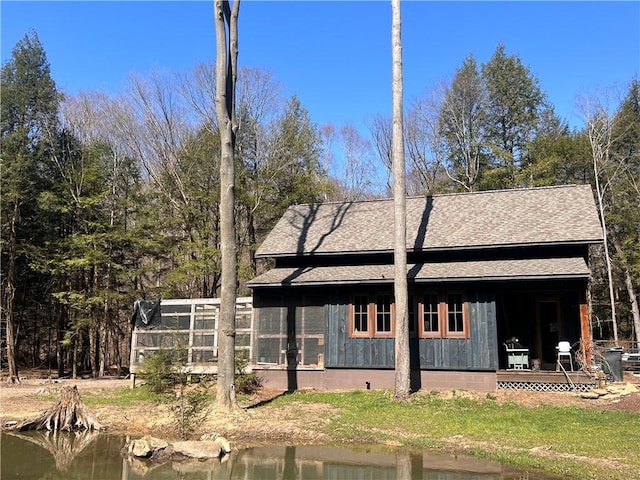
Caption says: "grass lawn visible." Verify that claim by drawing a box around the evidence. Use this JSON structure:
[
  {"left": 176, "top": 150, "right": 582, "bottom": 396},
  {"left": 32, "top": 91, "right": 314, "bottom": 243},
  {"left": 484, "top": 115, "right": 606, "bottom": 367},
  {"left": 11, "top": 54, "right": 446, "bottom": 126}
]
[
  {"left": 34, "top": 383, "right": 638, "bottom": 479},
  {"left": 268, "top": 390, "right": 640, "bottom": 480}
]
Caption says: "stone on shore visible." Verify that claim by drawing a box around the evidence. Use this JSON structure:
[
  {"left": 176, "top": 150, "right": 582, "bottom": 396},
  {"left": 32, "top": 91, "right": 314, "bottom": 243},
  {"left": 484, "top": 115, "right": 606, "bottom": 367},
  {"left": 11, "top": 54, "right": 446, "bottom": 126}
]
[
  {"left": 123, "top": 435, "right": 231, "bottom": 462},
  {"left": 128, "top": 435, "right": 169, "bottom": 458},
  {"left": 172, "top": 440, "right": 222, "bottom": 459}
]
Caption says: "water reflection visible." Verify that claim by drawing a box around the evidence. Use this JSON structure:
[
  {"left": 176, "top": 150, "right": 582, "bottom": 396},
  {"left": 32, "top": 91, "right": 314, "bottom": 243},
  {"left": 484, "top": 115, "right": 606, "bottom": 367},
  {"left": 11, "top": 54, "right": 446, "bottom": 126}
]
[{"left": 1, "top": 432, "right": 559, "bottom": 480}]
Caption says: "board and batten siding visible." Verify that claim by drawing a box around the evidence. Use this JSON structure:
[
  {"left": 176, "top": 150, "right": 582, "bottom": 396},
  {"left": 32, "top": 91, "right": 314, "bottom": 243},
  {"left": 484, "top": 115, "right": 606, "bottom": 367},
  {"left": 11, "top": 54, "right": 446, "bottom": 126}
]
[{"left": 326, "top": 290, "right": 498, "bottom": 370}]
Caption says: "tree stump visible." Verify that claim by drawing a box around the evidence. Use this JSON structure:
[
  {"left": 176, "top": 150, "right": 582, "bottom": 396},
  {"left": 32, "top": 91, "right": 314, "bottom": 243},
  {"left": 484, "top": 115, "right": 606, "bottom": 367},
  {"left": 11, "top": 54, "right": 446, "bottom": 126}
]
[{"left": 14, "top": 385, "right": 103, "bottom": 431}]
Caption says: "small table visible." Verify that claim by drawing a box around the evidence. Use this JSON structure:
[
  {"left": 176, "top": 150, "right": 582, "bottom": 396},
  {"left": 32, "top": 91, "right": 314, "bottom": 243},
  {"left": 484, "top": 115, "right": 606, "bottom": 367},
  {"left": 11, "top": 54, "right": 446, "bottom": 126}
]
[{"left": 505, "top": 347, "right": 530, "bottom": 370}]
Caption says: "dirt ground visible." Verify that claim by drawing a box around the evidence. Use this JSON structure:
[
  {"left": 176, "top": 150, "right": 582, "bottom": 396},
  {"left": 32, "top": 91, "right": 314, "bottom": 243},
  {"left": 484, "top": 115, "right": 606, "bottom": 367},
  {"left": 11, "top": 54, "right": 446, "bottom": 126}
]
[{"left": 1, "top": 370, "right": 639, "bottom": 448}]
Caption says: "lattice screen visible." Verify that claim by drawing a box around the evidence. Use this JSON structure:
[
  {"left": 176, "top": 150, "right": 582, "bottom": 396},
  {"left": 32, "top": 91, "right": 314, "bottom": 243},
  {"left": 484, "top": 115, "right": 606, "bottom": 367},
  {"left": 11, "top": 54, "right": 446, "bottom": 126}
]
[{"left": 497, "top": 381, "right": 594, "bottom": 392}]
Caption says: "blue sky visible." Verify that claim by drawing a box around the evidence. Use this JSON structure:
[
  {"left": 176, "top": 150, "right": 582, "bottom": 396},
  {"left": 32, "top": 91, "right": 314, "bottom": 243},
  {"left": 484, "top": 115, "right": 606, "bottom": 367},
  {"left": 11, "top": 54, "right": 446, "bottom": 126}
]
[{"left": 2, "top": 1, "right": 639, "bottom": 132}]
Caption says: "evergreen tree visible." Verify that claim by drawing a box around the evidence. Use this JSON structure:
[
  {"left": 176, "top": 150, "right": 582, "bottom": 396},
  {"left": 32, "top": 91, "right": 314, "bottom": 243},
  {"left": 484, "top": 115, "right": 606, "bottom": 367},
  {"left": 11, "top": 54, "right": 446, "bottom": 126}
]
[
  {"left": 237, "top": 95, "right": 332, "bottom": 278},
  {"left": 160, "top": 127, "right": 222, "bottom": 298},
  {"left": 608, "top": 79, "right": 640, "bottom": 343},
  {"left": 1, "top": 31, "right": 60, "bottom": 382},
  {"left": 518, "top": 127, "right": 592, "bottom": 187},
  {"left": 480, "top": 43, "right": 546, "bottom": 189}
]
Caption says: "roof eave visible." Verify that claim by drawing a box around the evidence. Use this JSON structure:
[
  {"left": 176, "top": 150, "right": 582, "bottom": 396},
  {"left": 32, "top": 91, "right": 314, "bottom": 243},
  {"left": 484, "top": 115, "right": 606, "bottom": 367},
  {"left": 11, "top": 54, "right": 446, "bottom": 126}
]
[
  {"left": 413, "top": 273, "right": 589, "bottom": 283},
  {"left": 255, "top": 239, "right": 603, "bottom": 259},
  {"left": 247, "top": 279, "right": 395, "bottom": 288},
  {"left": 247, "top": 273, "right": 589, "bottom": 288}
]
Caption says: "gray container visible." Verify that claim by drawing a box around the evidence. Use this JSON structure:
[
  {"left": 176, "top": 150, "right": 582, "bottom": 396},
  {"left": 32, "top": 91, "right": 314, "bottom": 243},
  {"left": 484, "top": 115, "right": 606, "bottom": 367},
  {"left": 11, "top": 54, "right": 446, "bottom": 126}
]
[{"left": 604, "top": 347, "right": 623, "bottom": 382}]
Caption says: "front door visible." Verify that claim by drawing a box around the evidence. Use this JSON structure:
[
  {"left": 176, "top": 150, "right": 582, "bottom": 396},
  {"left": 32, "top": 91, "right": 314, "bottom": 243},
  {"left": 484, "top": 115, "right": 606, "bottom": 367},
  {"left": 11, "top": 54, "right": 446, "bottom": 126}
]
[{"left": 536, "top": 299, "right": 562, "bottom": 365}]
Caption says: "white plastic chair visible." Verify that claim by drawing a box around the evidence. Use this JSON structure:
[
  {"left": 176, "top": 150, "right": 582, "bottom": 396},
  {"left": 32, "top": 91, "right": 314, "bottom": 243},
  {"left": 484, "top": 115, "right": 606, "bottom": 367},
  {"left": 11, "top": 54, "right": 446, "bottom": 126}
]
[{"left": 556, "top": 341, "right": 573, "bottom": 371}]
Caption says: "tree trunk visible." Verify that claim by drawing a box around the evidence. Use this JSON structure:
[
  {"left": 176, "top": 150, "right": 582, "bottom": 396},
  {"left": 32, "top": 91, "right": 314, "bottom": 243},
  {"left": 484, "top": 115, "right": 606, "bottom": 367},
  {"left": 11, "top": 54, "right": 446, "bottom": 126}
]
[
  {"left": 586, "top": 111, "right": 619, "bottom": 344},
  {"left": 14, "top": 385, "right": 102, "bottom": 431},
  {"left": 89, "top": 323, "right": 98, "bottom": 378},
  {"left": 214, "top": 0, "right": 240, "bottom": 409},
  {"left": 3, "top": 200, "right": 21, "bottom": 384},
  {"left": 396, "top": 450, "right": 413, "bottom": 479},
  {"left": 612, "top": 235, "right": 640, "bottom": 345},
  {"left": 99, "top": 322, "right": 107, "bottom": 377},
  {"left": 72, "top": 333, "right": 78, "bottom": 379},
  {"left": 57, "top": 302, "right": 65, "bottom": 378},
  {"left": 391, "top": 0, "right": 410, "bottom": 400},
  {"left": 595, "top": 183, "right": 619, "bottom": 344}
]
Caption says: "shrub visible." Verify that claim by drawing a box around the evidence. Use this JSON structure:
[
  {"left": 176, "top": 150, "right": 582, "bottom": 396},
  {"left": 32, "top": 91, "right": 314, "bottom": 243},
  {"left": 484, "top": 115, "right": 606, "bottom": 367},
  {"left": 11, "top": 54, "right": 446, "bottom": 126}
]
[
  {"left": 235, "top": 351, "right": 260, "bottom": 394},
  {"left": 172, "top": 389, "right": 210, "bottom": 439},
  {"left": 138, "top": 348, "right": 178, "bottom": 394}
]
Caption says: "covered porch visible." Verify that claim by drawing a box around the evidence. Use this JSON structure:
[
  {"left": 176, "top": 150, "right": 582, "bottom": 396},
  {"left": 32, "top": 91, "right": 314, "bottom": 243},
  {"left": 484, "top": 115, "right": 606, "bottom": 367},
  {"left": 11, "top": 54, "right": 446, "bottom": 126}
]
[{"left": 495, "top": 279, "right": 591, "bottom": 372}]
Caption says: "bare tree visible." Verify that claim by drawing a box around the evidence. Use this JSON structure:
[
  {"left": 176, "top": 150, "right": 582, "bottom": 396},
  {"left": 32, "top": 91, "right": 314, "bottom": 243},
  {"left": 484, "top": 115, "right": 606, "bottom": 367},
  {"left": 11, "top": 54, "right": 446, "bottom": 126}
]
[
  {"left": 405, "top": 91, "right": 447, "bottom": 195},
  {"left": 366, "top": 114, "right": 393, "bottom": 193},
  {"left": 214, "top": 0, "right": 240, "bottom": 409},
  {"left": 125, "top": 71, "right": 193, "bottom": 209},
  {"left": 579, "top": 92, "right": 622, "bottom": 344},
  {"left": 119, "top": 71, "right": 225, "bottom": 298},
  {"left": 391, "top": 0, "right": 410, "bottom": 400},
  {"left": 439, "top": 55, "right": 486, "bottom": 191},
  {"left": 322, "top": 122, "right": 382, "bottom": 200}
]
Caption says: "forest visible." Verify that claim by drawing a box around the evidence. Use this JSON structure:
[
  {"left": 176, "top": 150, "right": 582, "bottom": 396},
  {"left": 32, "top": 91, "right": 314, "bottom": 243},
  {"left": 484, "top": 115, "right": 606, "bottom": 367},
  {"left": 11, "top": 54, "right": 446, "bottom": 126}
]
[{"left": 2, "top": 31, "right": 639, "bottom": 380}]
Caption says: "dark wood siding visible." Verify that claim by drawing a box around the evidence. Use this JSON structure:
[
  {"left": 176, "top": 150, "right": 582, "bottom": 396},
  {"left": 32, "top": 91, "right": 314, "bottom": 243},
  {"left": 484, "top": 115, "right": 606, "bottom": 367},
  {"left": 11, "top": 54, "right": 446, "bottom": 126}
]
[
  {"left": 327, "top": 296, "right": 395, "bottom": 368},
  {"left": 414, "top": 291, "right": 497, "bottom": 370},
  {"left": 254, "top": 287, "right": 499, "bottom": 371},
  {"left": 325, "top": 289, "right": 498, "bottom": 370}
]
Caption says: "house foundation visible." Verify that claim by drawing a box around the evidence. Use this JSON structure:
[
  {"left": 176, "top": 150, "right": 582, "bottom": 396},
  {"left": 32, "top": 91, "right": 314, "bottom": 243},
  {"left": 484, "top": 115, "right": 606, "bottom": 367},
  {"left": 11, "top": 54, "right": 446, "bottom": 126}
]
[{"left": 253, "top": 368, "right": 498, "bottom": 392}]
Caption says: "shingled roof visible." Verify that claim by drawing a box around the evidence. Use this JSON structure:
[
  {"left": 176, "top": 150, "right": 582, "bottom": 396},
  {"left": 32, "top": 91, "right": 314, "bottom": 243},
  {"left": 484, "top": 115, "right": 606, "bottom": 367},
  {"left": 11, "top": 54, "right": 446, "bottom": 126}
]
[
  {"left": 255, "top": 184, "right": 603, "bottom": 258},
  {"left": 247, "top": 257, "right": 591, "bottom": 287}
]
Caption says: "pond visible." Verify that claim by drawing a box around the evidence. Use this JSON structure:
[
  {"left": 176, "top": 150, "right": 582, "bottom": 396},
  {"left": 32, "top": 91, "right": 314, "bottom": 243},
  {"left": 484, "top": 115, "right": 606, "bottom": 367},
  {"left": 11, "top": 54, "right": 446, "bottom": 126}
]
[{"left": 1, "top": 431, "right": 560, "bottom": 480}]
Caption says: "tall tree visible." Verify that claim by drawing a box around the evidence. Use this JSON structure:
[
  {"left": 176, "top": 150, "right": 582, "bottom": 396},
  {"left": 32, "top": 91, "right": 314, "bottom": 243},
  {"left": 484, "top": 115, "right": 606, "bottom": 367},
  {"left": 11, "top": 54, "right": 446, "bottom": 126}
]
[
  {"left": 609, "top": 80, "right": 640, "bottom": 344},
  {"left": 580, "top": 91, "right": 622, "bottom": 344},
  {"left": 118, "top": 70, "right": 221, "bottom": 299},
  {"left": 320, "top": 122, "right": 379, "bottom": 201},
  {"left": 404, "top": 91, "right": 448, "bottom": 195},
  {"left": 45, "top": 128, "right": 116, "bottom": 379},
  {"left": 439, "top": 54, "right": 486, "bottom": 191},
  {"left": 55, "top": 92, "right": 144, "bottom": 377},
  {"left": 480, "top": 43, "right": 546, "bottom": 189},
  {"left": 517, "top": 126, "right": 592, "bottom": 187},
  {"left": 1, "top": 31, "right": 60, "bottom": 383},
  {"left": 214, "top": 0, "right": 240, "bottom": 409},
  {"left": 238, "top": 95, "right": 332, "bottom": 280},
  {"left": 367, "top": 114, "right": 393, "bottom": 193},
  {"left": 391, "top": 0, "right": 410, "bottom": 400},
  {"left": 406, "top": 44, "right": 552, "bottom": 194}
]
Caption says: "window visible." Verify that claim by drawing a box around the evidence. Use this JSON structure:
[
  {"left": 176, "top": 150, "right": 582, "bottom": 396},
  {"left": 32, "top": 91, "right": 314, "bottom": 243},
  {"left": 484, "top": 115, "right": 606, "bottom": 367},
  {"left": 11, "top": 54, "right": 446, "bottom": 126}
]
[
  {"left": 350, "top": 293, "right": 394, "bottom": 338},
  {"left": 349, "top": 290, "right": 468, "bottom": 339},
  {"left": 352, "top": 295, "right": 369, "bottom": 336},
  {"left": 421, "top": 294, "right": 440, "bottom": 337},
  {"left": 447, "top": 294, "right": 464, "bottom": 332},
  {"left": 416, "top": 291, "right": 469, "bottom": 339},
  {"left": 375, "top": 294, "right": 393, "bottom": 336}
]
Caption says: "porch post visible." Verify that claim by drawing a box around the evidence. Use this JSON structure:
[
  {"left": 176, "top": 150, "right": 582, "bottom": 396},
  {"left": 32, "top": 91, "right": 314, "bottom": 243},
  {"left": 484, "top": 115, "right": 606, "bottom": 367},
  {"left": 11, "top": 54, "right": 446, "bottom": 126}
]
[{"left": 580, "top": 301, "right": 591, "bottom": 369}]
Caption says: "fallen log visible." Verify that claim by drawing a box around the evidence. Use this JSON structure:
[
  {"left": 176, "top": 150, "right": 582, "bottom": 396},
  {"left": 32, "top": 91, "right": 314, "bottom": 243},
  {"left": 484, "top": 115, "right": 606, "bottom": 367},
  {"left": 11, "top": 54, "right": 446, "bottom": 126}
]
[{"left": 14, "top": 385, "right": 103, "bottom": 431}]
